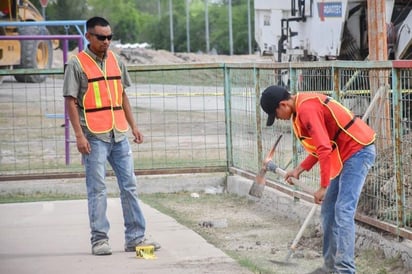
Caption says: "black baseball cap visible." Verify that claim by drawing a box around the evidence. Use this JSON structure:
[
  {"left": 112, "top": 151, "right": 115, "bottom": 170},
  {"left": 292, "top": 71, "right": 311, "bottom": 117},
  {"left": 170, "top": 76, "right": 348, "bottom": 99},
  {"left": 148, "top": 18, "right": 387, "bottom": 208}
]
[{"left": 260, "top": 85, "right": 290, "bottom": 126}]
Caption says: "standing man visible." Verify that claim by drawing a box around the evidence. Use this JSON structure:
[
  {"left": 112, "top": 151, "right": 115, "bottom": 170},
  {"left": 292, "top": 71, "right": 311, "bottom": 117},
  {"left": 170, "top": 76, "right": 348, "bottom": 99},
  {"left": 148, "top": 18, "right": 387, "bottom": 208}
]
[
  {"left": 260, "top": 85, "right": 376, "bottom": 274},
  {"left": 63, "top": 16, "right": 160, "bottom": 255}
]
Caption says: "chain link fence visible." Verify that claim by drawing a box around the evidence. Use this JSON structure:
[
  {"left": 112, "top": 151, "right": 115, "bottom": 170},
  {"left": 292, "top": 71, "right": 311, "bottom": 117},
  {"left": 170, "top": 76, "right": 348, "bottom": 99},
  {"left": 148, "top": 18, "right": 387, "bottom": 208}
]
[{"left": 0, "top": 61, "right": 411, "bottom": 239}]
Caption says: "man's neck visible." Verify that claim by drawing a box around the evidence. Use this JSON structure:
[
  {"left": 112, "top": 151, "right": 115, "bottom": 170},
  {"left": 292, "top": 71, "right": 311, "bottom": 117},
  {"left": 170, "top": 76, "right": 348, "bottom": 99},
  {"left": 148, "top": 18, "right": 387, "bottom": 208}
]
[
  {"left": 88, "top": 46, "right": 106, "bottom": 60},
  {"left": 290, "top": 95, "right": 297, "bottom": 114}
]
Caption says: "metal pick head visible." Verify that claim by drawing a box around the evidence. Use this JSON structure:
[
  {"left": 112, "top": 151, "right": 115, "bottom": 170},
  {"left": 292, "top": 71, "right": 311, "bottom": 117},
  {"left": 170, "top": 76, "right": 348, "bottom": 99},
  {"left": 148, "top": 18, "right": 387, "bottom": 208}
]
[{"left": 266, "top": 134, "right": 283, "bottom": 160}]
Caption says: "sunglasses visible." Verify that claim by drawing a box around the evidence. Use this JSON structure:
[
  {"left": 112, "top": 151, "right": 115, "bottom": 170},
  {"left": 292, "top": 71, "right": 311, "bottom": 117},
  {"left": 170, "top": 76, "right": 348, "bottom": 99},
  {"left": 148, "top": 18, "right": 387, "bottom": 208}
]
[{"left": 89, "top": 32, "right": 113, "bottom": 41}]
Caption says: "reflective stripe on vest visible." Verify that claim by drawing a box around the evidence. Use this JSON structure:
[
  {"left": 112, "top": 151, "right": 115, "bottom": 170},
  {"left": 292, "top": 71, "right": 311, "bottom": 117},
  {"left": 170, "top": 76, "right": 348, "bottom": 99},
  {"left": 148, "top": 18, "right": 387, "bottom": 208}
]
[
  {"left": 292, "top": 93, "right": 376, "bottom": 178},
  {"left": 76, "top": 51, "right": 128, "bottom": 134}
]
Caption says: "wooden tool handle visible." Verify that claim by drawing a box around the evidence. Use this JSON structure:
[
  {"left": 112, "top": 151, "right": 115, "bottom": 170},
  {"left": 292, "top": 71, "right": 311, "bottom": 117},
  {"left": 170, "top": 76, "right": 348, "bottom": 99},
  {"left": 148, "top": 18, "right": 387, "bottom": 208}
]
[
  {"left": 273, "top": 166, "right": 314, "bottom": 195},
  {"left": 289, "top": 204, "right": 318, "bottom": 251}
]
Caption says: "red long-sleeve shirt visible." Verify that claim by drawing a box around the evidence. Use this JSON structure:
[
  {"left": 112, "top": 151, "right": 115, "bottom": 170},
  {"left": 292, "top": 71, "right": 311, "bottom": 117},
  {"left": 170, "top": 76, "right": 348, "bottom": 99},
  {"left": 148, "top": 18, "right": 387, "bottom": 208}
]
[{"left": 295, "top": 98, "right": 364, "bottom": 188}]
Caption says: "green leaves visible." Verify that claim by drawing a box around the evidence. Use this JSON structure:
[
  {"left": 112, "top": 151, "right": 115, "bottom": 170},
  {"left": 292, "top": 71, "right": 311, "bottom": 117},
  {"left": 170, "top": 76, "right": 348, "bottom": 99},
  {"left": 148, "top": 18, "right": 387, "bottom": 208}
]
[{"left": 42, "top": 0, "right": 256, "bottom": 54}]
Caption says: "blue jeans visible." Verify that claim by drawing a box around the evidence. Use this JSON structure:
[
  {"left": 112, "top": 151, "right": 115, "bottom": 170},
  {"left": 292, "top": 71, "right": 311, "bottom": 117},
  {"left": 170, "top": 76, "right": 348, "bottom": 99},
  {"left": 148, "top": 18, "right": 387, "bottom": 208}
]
[
  {"left": 83, "top": 135, "right": 146, "bottom": 246},
  {"left": 321, "top": 144, "right": 376, "bottom": 274}
]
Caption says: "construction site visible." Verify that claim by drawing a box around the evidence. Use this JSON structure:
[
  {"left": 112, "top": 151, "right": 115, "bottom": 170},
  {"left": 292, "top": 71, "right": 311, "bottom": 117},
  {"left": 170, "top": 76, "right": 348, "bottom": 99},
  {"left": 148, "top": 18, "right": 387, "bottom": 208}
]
[{"left": 0, "top": 0, "right": 412, "bottom": 273}]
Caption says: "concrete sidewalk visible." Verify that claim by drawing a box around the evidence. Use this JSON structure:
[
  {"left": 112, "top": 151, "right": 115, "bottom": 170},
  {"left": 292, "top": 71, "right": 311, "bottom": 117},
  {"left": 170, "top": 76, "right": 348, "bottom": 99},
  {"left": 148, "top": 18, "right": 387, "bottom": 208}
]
[{"left": 0, "top": 198, "right": 252, "bottom": 274}]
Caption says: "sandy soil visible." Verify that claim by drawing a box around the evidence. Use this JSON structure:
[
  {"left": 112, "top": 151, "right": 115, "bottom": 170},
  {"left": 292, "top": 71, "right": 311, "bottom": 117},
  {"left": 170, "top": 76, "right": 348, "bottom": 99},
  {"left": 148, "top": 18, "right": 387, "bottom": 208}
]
[{"left": 140, "top": 191, "right": 409, "bottom": 274}]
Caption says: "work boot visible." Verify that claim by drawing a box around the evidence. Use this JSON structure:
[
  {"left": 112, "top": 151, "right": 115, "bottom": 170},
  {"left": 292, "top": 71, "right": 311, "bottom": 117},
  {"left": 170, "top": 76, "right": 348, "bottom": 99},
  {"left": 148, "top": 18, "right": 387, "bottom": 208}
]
[
  {"left": 92, "top": 239, "right": 112, "bottom": 255},
  {"left": 125, "top": 238, "right": 161, "bottom": 252}
]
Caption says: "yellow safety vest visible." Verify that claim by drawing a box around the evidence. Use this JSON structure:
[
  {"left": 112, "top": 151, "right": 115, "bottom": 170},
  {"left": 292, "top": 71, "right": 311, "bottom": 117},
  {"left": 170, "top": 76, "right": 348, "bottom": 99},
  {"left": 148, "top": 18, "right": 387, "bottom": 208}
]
[
  {"left": 293, "top": 93, "right": 376, "bottom": 178},
  {"left": 76, "top": 50, "right": 128, "bottom": 134}
]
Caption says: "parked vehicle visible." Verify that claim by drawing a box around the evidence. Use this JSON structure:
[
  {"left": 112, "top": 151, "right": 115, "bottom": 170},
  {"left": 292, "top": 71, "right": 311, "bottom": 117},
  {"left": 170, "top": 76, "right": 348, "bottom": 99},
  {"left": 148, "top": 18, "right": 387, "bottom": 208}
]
[
  {"left": 254, "top": 0, "right": 412, "bottom": 61},
  {"left": 0, "top": 0, "right": 54, "bottom": 83}
]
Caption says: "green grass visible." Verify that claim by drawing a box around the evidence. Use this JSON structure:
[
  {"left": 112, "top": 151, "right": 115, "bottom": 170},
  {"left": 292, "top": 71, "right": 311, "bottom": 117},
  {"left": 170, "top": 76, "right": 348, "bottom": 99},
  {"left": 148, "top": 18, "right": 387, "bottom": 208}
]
[
  {"left": 0, "top": 192, "right": 119, "bottom": 204},
  {"left": 0, "top": 192, "right": 86, "bottom": 204}
]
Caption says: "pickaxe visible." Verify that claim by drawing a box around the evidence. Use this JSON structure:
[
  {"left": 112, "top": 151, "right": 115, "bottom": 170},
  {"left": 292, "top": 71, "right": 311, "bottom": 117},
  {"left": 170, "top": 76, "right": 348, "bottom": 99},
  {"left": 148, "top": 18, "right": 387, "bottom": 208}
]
[{"left": 248, "top": 134, "right": 282, "bottom": 198}]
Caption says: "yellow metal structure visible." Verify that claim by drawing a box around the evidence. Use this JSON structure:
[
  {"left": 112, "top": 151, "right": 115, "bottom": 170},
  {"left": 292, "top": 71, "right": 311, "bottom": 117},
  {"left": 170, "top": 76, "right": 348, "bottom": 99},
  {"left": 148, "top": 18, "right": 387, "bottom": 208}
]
[{"left": 0, "top": 0, "right": 54, "bottom": 83}]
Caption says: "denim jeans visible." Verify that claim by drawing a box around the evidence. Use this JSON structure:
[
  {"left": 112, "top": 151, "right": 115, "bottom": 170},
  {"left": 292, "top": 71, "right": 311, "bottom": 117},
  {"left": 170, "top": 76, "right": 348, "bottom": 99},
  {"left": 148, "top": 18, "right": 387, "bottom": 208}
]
[
  {"left": 321, "top": 144, "right": 376, "bottom": 274},
  {"left": 83, "top": 134, "right": 146, "bottom": 246}
]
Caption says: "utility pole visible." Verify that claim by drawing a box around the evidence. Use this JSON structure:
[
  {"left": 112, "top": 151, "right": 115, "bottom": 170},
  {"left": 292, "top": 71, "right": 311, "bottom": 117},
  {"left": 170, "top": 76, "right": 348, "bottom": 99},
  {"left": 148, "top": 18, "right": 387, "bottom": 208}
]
[
  {"left": 367, "top": 0, "right": 388, "bottom": 61},
  {"left": 247, "top": 0, "right": 252, "bottom": 54},
  {"left": 367, "top": 0, "right": 390, "bottom": 148},
  {"left": 205, "top": 0, "right": 210, "bottom": 53},
  {"left": 228, "top": 0, "right": 233, "bottom": 55},
  {"left": 169, "top": 0, "right": 174, "bottom": 53},
  {"left": 39, "top": 0, "right": 48, "bottom": 19},
  {"left": 186, "top": 0, "right": 190, "bottom": 53}
]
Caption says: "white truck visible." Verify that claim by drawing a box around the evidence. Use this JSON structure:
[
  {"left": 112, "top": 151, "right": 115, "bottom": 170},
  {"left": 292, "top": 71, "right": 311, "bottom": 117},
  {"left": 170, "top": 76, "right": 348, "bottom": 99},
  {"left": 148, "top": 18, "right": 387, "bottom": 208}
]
[{"left": 254, "top": 0, "right": 412, "bottom": 61}]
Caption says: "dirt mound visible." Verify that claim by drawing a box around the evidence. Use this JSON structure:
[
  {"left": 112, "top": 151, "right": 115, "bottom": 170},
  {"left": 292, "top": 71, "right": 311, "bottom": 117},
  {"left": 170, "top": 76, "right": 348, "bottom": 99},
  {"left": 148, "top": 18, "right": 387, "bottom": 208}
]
[
  {"left": 52, "top": 47, "right": 273, "bottom": 67},
  {"left": 115, "top": 48, "right": 273, "bottom": 65}
]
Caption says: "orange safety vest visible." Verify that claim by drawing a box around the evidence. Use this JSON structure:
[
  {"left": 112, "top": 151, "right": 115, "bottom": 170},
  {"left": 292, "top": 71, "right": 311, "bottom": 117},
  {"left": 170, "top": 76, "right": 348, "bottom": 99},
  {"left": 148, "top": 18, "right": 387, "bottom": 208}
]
[
  {"left": 76, "top": 50, "right": 129, "bottom": 134},
  {"left": 292, "top": 93, "right": 376, "bottom": 179}
]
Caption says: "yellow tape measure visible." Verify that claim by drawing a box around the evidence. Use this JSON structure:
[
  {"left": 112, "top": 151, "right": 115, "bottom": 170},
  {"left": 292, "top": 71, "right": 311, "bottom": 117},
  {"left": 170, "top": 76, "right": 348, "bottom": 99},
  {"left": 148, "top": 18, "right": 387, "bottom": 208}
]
[{"left": 136, "top": 245, "right": 156, "bottom": 259}]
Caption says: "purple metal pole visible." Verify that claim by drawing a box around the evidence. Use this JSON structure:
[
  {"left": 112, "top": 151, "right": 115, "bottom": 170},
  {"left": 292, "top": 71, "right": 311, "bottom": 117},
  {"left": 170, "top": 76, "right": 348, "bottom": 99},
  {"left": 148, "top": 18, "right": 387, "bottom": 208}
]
[
  {"left": 63, "top": 37, "right": 84, "bottom": 165},
  {"left": 0, "top": 34, "right": 84, "bottom": 165},
  {"left": 63, "top": 38, "right": 70, "bottom": 165},
  {"left": 64, "top": 37, "right": 85, "bottom": 165}
]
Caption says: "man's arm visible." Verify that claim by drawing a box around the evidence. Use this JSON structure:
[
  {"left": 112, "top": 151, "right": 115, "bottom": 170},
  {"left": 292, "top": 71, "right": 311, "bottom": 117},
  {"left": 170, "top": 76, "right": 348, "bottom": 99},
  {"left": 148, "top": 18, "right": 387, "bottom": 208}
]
[
  {"left": 298, "top": 103, "right": 333, "bottom": 204},
  {"left": 299, "top": 104, "right": 333, "bottom": 188},
  {"left": 122, "top": 92, "right": 144, "bottom": 144},
  {"left": 65, "top": 96, "right": 90, "bottom": 154}
]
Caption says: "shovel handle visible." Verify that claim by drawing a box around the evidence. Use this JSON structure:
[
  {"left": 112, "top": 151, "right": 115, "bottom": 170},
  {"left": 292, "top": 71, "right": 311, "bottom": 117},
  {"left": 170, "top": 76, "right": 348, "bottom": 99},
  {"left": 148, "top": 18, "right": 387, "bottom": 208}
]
[
  {"left": 285, "top": 203, "right": 318, "bottom": 262},
  {"left": 289, "top": 203, "right": 318, "bottom": 251},
  {"left": 267, "top": 162, "right": 314, "bottom": 194}
]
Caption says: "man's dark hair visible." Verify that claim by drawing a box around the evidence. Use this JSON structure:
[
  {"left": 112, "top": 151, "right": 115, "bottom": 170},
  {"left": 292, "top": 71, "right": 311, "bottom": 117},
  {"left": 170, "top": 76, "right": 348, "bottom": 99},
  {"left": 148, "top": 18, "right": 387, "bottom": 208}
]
[{"left": 86, "top": 17, "right": 110, "bottom": 30}]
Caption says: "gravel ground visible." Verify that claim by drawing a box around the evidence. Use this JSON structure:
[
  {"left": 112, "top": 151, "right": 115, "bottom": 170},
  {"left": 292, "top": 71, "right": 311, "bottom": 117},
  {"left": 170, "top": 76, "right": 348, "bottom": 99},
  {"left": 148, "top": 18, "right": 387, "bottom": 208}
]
[{"left": 140, "top": 190, "right": 410, "bottom": 274}]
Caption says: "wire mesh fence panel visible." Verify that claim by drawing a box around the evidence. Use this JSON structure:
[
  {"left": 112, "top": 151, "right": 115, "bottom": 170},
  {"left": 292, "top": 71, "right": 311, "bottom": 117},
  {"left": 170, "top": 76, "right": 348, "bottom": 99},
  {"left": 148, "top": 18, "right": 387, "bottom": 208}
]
[
  {"left": 127, "top": 67, "right": 227, "bottom": 170},
  {"left": 0, "top": 74, "right": 71, "bottom": 175},
  {"left": 227, "top": 66, "right": 294, "bottom": 176},
  {"left": 0, "top": 61, "right": 410, "bottom": 238},
  {"left": 229, "top": 68, "right": 259, "bottom": 173},
  {"left": 296, "top": 67, "right": 333, "bottom": 92}
]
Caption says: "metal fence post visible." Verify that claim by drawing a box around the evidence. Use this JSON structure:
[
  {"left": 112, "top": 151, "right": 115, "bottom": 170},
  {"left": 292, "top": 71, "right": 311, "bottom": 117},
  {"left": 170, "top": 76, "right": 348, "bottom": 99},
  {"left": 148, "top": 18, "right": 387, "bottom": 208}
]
[
  {"left": 254, "top": 66, "right": 262, "bottom": 170},
  {"left": 224, "top": 65, "right": 233, "bottom": 171},
  {"left": 391, "top": 63, "right": 406, "bottom": 230}
]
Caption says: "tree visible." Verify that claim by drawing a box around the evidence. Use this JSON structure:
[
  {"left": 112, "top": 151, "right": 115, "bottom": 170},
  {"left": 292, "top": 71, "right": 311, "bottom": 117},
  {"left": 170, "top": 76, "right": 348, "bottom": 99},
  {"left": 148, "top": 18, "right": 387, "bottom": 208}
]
[
  {"left": 40, "top": 0, "right": 255, "bottom": 55},
  {"left": 231, "top": 2, "right": 251, "bottom": 54},
  {"left": 43, "top": 0, "right": 90, "bottom": 50},
  {"left": 87, "top": 0, "right": 141, "bottom": 43}
]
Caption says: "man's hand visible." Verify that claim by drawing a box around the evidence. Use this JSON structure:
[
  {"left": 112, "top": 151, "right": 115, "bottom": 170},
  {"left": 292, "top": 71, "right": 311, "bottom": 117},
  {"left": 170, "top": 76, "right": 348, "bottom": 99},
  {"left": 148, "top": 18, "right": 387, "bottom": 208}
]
[
  {"left": 284, "top": 165, "right": 304, "bottom": 185},
  {"left": 131, "top": 127, "right": 144, "bottom": 144},
  {"left": 313, "top": 187, "right": 327, "bottom": 204},
  {"left": 76, "top": 135, "right": 91, "bottom": 154}
]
